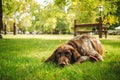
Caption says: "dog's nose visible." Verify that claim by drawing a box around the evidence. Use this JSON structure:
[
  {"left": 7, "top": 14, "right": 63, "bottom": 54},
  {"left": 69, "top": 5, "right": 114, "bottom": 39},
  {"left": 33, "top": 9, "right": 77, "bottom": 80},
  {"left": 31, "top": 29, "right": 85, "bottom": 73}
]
[
  {"left": 60, "top": 63, "right": 65, "bottom": 67},
  {"left": 59, "top": 62, "right": 66, "bottom": 67}
]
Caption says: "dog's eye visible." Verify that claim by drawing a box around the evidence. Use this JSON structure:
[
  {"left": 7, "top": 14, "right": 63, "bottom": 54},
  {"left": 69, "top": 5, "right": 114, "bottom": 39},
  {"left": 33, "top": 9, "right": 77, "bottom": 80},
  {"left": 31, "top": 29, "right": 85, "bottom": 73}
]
[
  {"left": 57, "top": 52, "right": 61, "bottom": 57},
  {"left": 65, "top": 52, "right": 70, "bottom": 57}
]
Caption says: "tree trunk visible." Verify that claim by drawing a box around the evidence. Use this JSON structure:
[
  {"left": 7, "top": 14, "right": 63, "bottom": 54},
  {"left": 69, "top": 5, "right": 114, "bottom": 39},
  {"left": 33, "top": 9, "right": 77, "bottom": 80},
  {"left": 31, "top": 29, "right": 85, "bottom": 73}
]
[{"left": 0, "top": 0, "right": 3, "bottom": 38}]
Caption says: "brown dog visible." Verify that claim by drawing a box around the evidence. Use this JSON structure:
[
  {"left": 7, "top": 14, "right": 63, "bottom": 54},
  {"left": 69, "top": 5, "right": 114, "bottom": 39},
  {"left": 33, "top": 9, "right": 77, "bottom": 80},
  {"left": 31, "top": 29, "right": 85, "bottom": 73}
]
[{"left": 45, "top": 35, "right": 104, "bottom": 67}]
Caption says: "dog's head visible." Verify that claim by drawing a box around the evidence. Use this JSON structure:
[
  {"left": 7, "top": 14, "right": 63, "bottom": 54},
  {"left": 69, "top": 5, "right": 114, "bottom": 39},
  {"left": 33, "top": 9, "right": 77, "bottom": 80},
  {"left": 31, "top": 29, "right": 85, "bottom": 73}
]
[{"left": 45, "top": 44, "right": 80, "bottom": 67}]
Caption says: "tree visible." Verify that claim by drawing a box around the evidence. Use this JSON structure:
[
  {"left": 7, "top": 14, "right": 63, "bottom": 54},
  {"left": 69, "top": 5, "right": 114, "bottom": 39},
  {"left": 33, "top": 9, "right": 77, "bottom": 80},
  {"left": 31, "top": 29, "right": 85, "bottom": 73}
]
[
  {"left": 39, "top": 3, "right": 71, "bottom": 34},
  {"left": 110, "top": 0, "right": 120, "bottom": 28},
  {"left": 18, "top": 14, "right": 32, "bottom": 33},
  {"left": 54, "top": 0, "right": 119, "bottom": 29},
  {"left": 116, "top": 0, "right": 120, "bottom": 26},
  {"left": 0, "top": 0, "right": 3, "bottom": 38},
  {"left": 2, "top": 0, "right": 119, "bottom": 35},
  {"left": 29, "top": 1, "right": 42, "bottom": 32},
  {"left": 40, "top": 4, "right": 58, "bottom": 34},
  {"left": 2, "top": 0, "right": 37, "bottom": 33}
]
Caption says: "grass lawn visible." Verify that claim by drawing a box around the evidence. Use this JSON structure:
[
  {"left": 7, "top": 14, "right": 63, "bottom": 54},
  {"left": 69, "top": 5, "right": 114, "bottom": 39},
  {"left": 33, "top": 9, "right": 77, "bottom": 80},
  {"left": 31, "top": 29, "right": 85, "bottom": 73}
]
[{"left": 0, "top": 35, "right": 120, "bottom": 80}]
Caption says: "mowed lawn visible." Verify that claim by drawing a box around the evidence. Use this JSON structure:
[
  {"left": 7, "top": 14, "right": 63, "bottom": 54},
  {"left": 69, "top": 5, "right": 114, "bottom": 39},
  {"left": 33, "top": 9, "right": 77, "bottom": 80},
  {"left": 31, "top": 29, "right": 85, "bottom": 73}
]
[{"left": 0, "top": 35, "right": 120, "bottom": 80}]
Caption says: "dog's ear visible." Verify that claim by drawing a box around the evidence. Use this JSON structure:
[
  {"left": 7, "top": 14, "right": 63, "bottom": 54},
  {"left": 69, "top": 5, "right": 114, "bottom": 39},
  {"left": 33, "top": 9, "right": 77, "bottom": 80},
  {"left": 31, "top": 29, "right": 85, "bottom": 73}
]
[
  {"left": 45, "top": 49, "right": 57, "bottom": 63},
  {"left": 71, "top": 49, "right": 81, "bottom": 63}
]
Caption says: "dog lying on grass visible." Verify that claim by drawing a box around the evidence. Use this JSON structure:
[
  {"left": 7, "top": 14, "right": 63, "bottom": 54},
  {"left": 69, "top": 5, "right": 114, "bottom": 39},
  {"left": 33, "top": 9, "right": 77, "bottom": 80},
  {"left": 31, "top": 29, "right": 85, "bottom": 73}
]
[{"left": 45, "top": 35, "right": 104, "bottom": 67}]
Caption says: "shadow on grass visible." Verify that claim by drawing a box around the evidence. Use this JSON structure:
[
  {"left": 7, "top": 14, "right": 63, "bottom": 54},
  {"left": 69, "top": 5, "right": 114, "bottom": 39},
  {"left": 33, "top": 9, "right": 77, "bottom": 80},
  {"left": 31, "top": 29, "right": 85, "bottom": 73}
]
[
  {"left": 101, "top": 40, "right": 120, "bottom": 48},
  {"left": 83, "top": 61, "right": 120, "bottom": 80}
]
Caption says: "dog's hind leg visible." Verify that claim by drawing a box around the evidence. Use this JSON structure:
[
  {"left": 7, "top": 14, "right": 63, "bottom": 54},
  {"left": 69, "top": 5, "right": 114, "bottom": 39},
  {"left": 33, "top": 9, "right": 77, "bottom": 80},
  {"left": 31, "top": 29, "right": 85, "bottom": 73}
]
[{"left": 88, "top": 50, "right": 104, "bottom": 61}]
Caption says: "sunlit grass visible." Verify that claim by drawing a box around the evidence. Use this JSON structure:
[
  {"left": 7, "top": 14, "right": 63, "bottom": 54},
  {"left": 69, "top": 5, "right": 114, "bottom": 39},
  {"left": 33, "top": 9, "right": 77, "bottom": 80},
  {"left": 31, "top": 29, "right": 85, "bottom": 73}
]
[
  {"left": 2, "top": 34, "right": 120, "bottom": 40},
  {"left": 2, "top": 34, "right": 74, "bottom": 40},
  {"left": 0, "top": 35, "right": 120, "bottom": 80}
]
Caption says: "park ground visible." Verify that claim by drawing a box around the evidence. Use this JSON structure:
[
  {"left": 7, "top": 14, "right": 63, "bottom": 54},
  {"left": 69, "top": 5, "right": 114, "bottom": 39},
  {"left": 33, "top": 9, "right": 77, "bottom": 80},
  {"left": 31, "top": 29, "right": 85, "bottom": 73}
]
[
  {"left": 0, "top": 34, "right": 120, "bottom": 80},
  {"left": 2, "top": 34, "right": 120, "bottom": 40}
]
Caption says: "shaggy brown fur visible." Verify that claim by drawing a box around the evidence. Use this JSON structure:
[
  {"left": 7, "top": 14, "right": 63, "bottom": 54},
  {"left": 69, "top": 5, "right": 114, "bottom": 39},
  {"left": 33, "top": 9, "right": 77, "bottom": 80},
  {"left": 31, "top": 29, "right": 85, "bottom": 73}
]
[{"left": 45, "top": 35, "right": 104, "bottom": 67}]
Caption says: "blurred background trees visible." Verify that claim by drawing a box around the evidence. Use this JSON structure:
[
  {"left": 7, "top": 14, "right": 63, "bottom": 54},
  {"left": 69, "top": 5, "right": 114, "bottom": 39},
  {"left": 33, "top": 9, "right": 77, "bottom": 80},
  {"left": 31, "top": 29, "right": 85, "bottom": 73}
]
[
  {"left": 0, "top": 0, "right": 3, "bottom": 37},
  {"left": 1, "top": 0, "right": 120, "bottom": 34}
]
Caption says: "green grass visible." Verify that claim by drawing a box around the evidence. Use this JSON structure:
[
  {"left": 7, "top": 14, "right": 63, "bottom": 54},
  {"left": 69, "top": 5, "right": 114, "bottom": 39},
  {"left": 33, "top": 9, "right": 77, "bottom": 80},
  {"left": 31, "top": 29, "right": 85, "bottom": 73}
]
[{"left": 0, "top": 35, "right": 120, "bottom": 80}]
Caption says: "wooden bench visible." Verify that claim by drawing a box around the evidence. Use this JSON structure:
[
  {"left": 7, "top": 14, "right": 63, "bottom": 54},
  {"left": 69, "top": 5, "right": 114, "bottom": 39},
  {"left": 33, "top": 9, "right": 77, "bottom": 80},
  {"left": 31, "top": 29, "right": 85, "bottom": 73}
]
[{"left": 74, "top": 20, "right": 107, "bottom": 38}]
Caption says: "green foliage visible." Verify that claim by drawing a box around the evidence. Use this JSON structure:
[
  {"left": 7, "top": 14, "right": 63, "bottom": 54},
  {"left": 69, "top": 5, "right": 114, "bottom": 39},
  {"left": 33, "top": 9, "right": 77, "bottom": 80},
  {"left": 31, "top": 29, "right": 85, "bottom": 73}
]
[
  {"left": 55, "top": 12, "right": 70, "bottom": 34},
  {"left": 43, "top": 17, "right": 57, "bottom": 34},
  {"left": 0, "top": 0, "right": 3, "bottom": 30},
  {"left": 55, "top": 0, "right": 120, "bottom": 28},
  {"left": 2, "top": 0, "right": 120, "bottom": 33},
  {"left": 112, "top": 0, "right": 120, "bottom": 27},
  {"left": 0, "top": 36, "right": 120, "bottom": 80},
  {"left": 19, "top": 14, "right": 32, "bottom": 32}
]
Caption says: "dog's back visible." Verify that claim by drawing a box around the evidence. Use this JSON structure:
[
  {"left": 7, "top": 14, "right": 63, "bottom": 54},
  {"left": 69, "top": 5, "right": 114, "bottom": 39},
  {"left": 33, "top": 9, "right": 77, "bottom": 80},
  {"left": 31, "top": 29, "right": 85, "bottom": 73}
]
[{"left": 67, "top": 35, "right": 103, "bottom": 60}]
